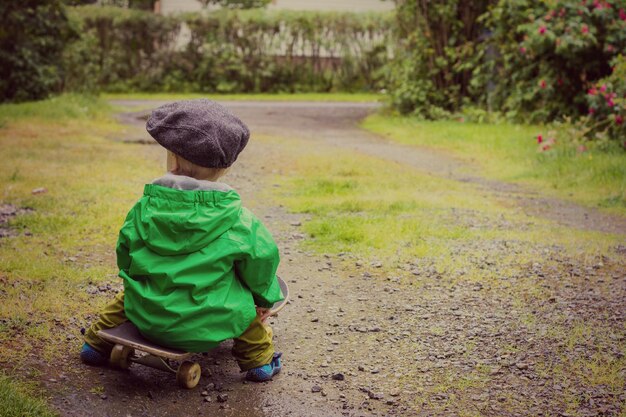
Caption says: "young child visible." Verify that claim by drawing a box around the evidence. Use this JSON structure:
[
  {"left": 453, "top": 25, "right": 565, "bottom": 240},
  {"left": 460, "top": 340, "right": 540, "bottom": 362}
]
[{"left": 80, "top": 99, "right": 284, "bottom": 382}]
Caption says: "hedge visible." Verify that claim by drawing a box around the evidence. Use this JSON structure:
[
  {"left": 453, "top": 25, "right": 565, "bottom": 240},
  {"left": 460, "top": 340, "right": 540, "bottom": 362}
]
[{"left": 64, "top": 6, "right": 392, "bottom": 93}]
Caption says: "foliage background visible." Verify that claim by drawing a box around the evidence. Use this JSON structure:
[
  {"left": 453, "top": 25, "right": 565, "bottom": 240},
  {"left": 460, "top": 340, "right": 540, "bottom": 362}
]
[
  {"left": 63, "top": 6, "right": 391, "bottom": 94},
  {"left": 2, "top": 0, "right": 625, "bottom": 144},
  {"left": 0, "top": 0, "right": 76, "bottom": 103},
  {"left": 385, "top": 0, "right": 626, "bottom": 144}
]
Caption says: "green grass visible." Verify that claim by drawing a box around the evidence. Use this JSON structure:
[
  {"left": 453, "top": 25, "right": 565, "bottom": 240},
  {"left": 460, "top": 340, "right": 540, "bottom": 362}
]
[
  {"left": 362, "top": 114, "right": 626, "bottom": 214},
  {"left": 0, "top": 374, "right": 58, "bottom": 417},
  {"left": 267, "top": 134, "right": 619, "bottom": 267},
  {"left": 0, "top": 94, "right": 110, "bottom": 122},
  {"left": 102, "top": 92, "right": 384, "bottom": 103},
  {"left": 0, "top": 95, "right": 161, "bottom": 361}
]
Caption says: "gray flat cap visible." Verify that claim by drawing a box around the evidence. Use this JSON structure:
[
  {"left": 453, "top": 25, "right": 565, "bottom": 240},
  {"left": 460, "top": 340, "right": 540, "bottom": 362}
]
[{"left": 146, "top": 99, "right": 250, "bottom": 168}]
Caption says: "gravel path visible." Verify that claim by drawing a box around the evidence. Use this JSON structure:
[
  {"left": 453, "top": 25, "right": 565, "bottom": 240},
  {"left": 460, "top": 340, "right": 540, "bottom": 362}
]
[{"left": 43, "top": 100, "right": 625, "bottom": 417}]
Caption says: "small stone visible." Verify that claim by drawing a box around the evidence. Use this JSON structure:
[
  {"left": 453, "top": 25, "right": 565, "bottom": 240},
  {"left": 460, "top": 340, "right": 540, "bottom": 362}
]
[
  {"left": 515, "top": 362, "right": 529, "bottom": 370},
  {"left": 371, "top": 368, "right": 380, "bottom": 374},
  {"left": 216, "top": 393, "right": 228, "bottom": 403},
  {"left": 332, "top": 373, "right": 345, "bottom": 381},
  {"left": 368, "top": 391, "right": 384, "bottom": 400},
  {"left": 290, "top": 221, "right": 302, "bottom": 227},
  {"left": 31, "top": 187, "right": 47, "bottom": 195},
  {"left": 100, "top": 394, "right": 108, "bottom": 400},
  {"left": 311, "top": 385, "right": 322, "bottom": 393},
  {"left": 201, "top": 391, "right": 209, "bottom": 397},
  {"left": 358, "top": 365, "right": 365, "bottom": 372},
  {"left": 204, "top": 396, "right": 212, "bottom": 403},
  {"left": 311, "top": 318, "right": 319, "bottom": 323},
  {"left": 205, "top": 382, "right": 215, "bottom": 391}
]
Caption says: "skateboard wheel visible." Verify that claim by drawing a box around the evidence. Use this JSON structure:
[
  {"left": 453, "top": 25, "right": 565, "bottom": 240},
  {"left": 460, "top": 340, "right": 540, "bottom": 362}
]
[
  {"left": 110, "top": 344, "right": 134, "bottom": 370},
  {"left": 176, "top": 361, "right": 201, "bottom": 389}
]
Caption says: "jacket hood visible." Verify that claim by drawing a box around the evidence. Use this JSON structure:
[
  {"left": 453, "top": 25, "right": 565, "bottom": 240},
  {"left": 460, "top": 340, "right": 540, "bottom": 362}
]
[{"left": 134, "top": 174, "right": 240, "bottom": 255}]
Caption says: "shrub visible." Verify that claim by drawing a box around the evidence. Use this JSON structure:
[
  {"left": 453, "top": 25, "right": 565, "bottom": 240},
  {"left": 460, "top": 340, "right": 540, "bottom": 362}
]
[
  {"left": 478, "top": 0, "right": 626, "bottom": 123},
  {"left": 64, "top": 6, "right": 391, "bottom": 94},
  {"left": 0, "top": 0, "right": 76, "bottom": 103},
  {"left": 585, "top": 54, "right": 626, "bottom": 144},
  {"left": 386, "top": 0, "right": 495, "bottom": 117}
]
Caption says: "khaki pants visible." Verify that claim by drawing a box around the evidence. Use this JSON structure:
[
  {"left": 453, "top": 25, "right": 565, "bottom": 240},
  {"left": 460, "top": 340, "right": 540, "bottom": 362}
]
[{"left": 84, "top": 291, "right": 274, "bottom": 371}]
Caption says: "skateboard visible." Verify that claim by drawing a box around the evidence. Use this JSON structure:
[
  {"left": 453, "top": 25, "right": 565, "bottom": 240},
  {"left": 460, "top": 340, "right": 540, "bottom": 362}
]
[{"left": 98, "top": 276, "right": 289, "bottom": 389}]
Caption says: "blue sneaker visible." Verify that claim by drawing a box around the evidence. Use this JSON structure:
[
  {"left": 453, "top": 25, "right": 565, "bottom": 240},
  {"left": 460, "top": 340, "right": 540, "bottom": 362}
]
[
  {"left": 245, "top": 353, "right": 282, "bottom": 382},
  {"left": 80, "top": 343, "right": 108, "bottom": 366}
]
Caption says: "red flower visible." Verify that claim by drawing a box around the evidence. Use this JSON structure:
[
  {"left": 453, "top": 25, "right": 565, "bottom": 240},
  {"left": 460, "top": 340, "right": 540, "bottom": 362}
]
[
  {"left": 600, "top": 84, "right": 607, "bottom": 92},
  {"left": 577, "top": 145, "right": 587, "bottom": 153},
  {"left": 537, "top": 135, "right": 543, "bottom": 144},
  {"left": 540, "top": 80, "right": 547, "bottom": 89},
  {"left": 539, "top": 26, "right": 547, "bottom": 34},
  {"left": 616, "top": 115, "right": 624, "bottom": 125},
  {"left": 520, "top": 46, "right": 527, "bottom": 54},
  {"left": 620, "top": 8, "right": 626, "bottom": 20},
  {"left": 588, "top": 88, "right": 597, "bottom": 95},
  {"left": 589, "top": 107, "right": 596, "bottom": 115},
  {"left": 581, "top": 25, "right": 589, "bottom": 34},
  {"left": 606, "top": 44, "right": 615, "bottom": 53},
  {"left": 542, "top": 145, "right": 551, "bottom": 151}
]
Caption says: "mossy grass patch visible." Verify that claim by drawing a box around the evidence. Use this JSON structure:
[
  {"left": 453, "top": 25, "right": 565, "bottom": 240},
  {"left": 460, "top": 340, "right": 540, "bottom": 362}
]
[{"left": 362, "top": 114, "right": 626, "bottom": 215}]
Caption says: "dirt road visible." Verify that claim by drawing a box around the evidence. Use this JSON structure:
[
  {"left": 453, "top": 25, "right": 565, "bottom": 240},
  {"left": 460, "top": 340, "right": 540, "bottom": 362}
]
[{"left": 45, "top": 100, "right": 625, "bottom": 417}]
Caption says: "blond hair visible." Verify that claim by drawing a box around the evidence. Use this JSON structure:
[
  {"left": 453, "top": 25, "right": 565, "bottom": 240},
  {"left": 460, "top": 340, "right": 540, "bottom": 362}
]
[{"left": 166, "top": 151, "right": 228, "bottom": 181}]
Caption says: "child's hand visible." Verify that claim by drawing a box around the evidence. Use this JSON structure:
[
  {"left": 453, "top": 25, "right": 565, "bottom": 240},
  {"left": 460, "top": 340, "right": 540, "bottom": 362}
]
[{"left": 256, "top": 307, "right": 272, "bottom": 323}]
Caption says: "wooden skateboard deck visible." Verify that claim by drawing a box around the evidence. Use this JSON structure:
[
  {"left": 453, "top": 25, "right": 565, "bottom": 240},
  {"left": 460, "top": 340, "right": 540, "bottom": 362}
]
[{"left": 98, "top": 321, "right": 191, "bottom": 361}]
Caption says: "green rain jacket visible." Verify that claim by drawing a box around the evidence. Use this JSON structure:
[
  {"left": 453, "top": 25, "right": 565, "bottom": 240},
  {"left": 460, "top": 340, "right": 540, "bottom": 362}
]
[{"left": 116, "top": 174, "right": 283, "bottom": 352}]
